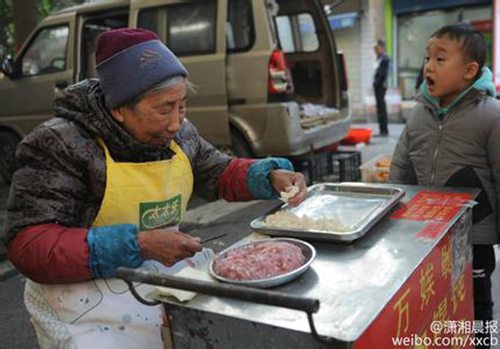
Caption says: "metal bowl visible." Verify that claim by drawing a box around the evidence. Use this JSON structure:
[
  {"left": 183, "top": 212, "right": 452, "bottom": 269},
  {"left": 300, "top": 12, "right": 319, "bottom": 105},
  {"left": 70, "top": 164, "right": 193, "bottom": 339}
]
[{"left": 209, "top": 238, "right": 316, "bottom": 288}]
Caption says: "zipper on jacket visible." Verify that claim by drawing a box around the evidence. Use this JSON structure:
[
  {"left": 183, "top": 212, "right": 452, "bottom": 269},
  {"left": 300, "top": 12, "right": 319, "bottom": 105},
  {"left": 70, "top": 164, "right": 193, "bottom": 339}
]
[
  {"left": 425, "top": 94, "right": 477, "bottom": 185},
  {"left": 430, "top": 122, "right": 443, "bottom": 185}
]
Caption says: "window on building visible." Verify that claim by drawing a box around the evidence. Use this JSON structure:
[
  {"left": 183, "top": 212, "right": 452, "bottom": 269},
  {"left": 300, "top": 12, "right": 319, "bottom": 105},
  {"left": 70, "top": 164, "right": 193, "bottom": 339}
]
[{"left": 397, "top": 6, "right": 491, "bottom": 99}]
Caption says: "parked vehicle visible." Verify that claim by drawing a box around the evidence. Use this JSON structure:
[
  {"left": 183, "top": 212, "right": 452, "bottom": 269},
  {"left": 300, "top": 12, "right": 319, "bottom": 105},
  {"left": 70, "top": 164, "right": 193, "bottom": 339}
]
[{"left": 0, "top": 0, "right": 350, "bottom": 183}]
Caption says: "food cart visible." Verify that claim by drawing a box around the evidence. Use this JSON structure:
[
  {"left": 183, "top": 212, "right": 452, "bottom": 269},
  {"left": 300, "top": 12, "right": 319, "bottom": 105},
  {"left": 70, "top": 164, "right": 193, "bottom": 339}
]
[{"left": 117, "top": 184, "right": 476, "bottom": 348}]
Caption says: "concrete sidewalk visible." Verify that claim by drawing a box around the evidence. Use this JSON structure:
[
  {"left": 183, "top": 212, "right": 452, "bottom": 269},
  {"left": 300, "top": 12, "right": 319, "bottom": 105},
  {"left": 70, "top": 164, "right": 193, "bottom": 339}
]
[{"left": 338, "top": 122, "right": 405, "bottom": 163}]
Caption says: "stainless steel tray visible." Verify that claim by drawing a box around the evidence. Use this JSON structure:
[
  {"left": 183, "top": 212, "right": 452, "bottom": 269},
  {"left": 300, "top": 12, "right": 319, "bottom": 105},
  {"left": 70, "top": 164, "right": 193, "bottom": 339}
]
[
  {"left": 250, "top": 183, "right": 405, "bottom": 242},
  {"left": 209, "top": 238, "right": 316, "bottom": 288}
]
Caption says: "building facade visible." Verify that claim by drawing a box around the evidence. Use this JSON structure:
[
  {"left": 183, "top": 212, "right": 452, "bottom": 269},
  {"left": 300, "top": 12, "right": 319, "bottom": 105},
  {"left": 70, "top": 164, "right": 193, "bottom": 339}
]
[{"left": 327, "top": 0, "right": 492, "bottom": 120}]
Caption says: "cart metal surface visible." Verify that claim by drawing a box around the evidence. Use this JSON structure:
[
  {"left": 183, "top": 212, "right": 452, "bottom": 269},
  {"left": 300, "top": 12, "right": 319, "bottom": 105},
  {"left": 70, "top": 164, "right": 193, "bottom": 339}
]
[{"left": 118, "top": 184, "right": 477, "bottom": 348}]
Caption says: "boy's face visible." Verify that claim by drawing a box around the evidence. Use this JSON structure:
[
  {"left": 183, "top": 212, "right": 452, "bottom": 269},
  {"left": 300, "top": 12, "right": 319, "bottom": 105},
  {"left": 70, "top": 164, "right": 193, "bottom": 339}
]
[{"left": 424, "top": 35, "right": 479, "bottom": 107}]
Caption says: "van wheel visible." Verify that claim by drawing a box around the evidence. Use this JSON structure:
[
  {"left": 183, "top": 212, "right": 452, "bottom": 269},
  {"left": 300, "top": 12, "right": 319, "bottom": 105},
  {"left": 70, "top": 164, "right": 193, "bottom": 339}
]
[
  {"left": 0, "top": 131, "right": 21, "bottom": 184},
  {"left": 230, "top": 129, "right": 254, "bottom": 158}
]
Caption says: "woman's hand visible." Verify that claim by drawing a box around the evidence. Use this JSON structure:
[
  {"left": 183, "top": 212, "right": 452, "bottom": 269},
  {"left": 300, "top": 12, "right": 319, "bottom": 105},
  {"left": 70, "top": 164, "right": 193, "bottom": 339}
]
[
  {"left": 269, "top": 169, "right": 307, "bottom": 206},
  {"left": 137, "top": 228, "right": 201, "bottom": 266}
]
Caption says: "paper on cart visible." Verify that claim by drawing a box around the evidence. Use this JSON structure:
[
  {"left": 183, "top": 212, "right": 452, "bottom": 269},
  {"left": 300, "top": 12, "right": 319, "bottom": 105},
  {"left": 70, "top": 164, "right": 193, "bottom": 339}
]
[{"left": 149, "top": 248, "right": 215, "bottom": 302}]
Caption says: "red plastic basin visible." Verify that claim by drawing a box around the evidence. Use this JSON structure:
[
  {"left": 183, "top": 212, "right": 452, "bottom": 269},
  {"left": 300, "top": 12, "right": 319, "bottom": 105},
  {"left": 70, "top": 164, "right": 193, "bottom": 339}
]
[{"left": 341, "top": 128, "right": 372, "bottom": 145}]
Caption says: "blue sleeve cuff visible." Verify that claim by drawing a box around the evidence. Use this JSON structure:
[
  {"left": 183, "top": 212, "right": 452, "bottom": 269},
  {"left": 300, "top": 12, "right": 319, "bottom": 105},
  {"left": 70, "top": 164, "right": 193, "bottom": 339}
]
[
  {"left": 247, "top": 157, "right": 294, "bottom": 199},
  {"left": 87, "top": 224, "right": 144, "bottom": 278}
]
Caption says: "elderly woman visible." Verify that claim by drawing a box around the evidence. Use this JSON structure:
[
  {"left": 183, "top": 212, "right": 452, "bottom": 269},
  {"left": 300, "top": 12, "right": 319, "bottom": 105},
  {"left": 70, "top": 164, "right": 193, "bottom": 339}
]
[{"left": 3, "top": 28, "right": 306, "bottom": 348}]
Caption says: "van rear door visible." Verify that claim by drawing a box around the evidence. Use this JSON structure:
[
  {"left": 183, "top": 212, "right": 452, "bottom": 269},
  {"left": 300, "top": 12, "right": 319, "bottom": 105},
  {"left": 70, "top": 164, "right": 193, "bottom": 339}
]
[
  {"left": 130, "top": 0, "right": 230, "bottom": 146},
  {"left": 274, "top": 0, "right": 342, "bottom": 109}
]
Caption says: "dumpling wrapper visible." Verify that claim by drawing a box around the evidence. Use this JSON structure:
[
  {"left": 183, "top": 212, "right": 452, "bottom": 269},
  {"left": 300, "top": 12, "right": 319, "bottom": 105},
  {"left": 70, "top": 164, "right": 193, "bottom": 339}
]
[{"left": 279, "top": 185, "right": 299, "bottom": 202}]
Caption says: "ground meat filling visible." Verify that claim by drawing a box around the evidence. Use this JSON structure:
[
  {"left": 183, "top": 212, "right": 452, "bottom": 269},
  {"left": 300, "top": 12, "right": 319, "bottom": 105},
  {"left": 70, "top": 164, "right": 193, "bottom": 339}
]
[{"left": 213, "top": 241, "right": 306, "bottom": 281}]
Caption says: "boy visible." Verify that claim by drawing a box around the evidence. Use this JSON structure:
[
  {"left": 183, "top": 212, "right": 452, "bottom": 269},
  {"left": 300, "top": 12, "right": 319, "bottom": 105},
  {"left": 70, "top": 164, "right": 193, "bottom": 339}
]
[{"left": 390, "top": 24, "right": 498, "bottom": 348}]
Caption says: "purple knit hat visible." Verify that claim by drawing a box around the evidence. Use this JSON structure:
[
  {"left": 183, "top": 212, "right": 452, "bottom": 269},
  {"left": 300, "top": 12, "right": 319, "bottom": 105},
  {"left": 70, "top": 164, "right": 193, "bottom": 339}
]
[{"left": 96, "top": 28, "right": 188, "bottom": 109}]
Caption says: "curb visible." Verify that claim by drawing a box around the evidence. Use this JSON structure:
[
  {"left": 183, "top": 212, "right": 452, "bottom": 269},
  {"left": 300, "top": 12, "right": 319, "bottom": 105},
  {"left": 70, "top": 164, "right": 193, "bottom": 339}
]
[{"left": 0, "top": 260, "right": 18, "bottom": 281}]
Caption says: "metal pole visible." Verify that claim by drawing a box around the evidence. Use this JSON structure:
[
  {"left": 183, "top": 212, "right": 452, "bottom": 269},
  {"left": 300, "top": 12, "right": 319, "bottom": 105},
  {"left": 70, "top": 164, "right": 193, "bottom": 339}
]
[{"left": 116, "top": 267, "right": 319, "bottom": 314}]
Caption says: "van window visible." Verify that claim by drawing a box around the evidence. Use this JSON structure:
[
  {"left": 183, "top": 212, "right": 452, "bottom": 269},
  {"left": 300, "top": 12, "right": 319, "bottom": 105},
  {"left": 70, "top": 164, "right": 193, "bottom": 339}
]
[
  {"left": 275, "top": 13, "right": 319, "bottom": 53},
  {"left": 227, "top": 0, "right": 254, "bottom": 52},
  {"left": 298, "top": 14, "right": 319, "bottom": 52},
  {"left": 81, "top": 13, "right": 128, "bottom": 79},
  {"left": 275, "top": 17, "right": 294, "bottom": 52},
  {"left": 21, "top": 25, "right": 69, "bottom": 77},
  {"left": 138, "top": 1, "right": 217, "bottom": 56}
]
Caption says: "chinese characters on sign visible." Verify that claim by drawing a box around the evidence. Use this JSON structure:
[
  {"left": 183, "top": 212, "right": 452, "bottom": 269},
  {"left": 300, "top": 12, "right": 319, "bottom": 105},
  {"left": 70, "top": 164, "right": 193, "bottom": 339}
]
[
  {"left": 139, "top": 194, "right": 182, "bottom": 230},
  {"left": 392, "top": 191, "right": 472, "bottom": 222},
  {"left": 355, "top": 212, "right": 475, "bottom": 349}
]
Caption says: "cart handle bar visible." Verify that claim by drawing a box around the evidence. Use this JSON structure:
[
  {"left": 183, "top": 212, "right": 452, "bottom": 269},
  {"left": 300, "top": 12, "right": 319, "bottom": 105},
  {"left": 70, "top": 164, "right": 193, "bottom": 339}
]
[
  {"left": 116, "top": 267, "right": 319, "bottom": 313},
  {"left": 116, "top": 267, "right": 338, "bottom": 345}
]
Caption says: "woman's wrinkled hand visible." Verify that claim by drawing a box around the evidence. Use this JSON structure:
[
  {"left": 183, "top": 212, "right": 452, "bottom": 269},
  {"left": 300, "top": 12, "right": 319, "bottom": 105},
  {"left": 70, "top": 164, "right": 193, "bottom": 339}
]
[
  {"left": 137, "top": 228, "right": 201, "bottom": 266},
  {"left": 269, "top": 169, "right": 307, "bottom": 206}
]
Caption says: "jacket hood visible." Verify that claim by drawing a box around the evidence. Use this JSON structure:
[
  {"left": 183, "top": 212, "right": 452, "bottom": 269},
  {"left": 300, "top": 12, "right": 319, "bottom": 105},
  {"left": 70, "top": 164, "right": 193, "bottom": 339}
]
[
  {"left": 54, "top": 79, "right": 173, "bottom": 161},
  {"left": 418, "top": 67, "right": 495, "bottom": 116}
]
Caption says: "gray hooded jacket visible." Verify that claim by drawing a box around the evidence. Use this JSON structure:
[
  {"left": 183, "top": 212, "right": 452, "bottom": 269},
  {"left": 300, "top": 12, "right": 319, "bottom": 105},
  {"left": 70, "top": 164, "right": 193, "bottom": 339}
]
[{"left": 390, "top": 68, "right": 500, "bottom": 244}]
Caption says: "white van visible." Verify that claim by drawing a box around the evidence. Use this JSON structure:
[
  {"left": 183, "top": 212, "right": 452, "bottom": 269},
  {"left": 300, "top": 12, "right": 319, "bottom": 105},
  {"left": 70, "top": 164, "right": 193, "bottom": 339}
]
[{"left": 0, "top": 0, "right": 350, "bottom": 182}]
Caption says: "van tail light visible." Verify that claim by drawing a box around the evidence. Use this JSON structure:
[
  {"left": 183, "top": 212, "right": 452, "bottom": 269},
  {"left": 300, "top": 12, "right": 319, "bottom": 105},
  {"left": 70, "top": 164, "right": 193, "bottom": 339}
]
[
  {"left": 338, "top": 51, "right": 348, "bottom": 91},
  {"left": 268, "top": 49, "right": 294, "bottom": 95}
]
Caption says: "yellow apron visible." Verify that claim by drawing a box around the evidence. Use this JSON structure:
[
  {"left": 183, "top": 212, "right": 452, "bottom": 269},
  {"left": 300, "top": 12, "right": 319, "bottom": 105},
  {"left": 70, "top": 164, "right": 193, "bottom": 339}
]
[
  {"left": 25, "top": 139, "right": 195, "bottom": 349},
  {"left": 92, "top": 138, "right": 193, "bottom": 229}
]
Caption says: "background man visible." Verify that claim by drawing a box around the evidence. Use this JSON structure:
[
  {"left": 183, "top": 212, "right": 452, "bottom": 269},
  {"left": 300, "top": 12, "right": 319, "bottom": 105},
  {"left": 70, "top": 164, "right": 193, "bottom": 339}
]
[{"left": 373, "top": 39, "right": 390, "bottom": 137}]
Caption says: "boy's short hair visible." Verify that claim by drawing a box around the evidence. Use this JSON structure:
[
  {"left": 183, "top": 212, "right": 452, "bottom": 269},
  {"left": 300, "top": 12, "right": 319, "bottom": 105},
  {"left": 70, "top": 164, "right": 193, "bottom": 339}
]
[
  {"left": 375, "top": 39, "right": 385, "bottom": 48},
  {"left": 431, "top": 24, "right": 486, "bottom": 74}
]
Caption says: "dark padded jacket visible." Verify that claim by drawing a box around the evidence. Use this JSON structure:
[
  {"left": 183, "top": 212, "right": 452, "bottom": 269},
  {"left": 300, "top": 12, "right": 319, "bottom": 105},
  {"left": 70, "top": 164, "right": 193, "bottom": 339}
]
[{"left": 3, "top": 79, "right": 237, "bottom": 243}]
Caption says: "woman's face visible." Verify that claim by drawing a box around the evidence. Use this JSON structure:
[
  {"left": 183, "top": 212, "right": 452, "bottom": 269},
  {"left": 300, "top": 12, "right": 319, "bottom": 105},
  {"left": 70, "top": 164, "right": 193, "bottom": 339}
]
[{"left": 111, "top": 79, "right": 187, "bottom": 147}]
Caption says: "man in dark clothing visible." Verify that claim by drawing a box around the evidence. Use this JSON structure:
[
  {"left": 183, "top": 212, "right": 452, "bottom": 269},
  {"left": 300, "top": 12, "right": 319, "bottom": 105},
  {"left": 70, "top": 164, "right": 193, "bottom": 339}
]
[{"left": 373, "top": 39, "right": 390, "bottom": 136}]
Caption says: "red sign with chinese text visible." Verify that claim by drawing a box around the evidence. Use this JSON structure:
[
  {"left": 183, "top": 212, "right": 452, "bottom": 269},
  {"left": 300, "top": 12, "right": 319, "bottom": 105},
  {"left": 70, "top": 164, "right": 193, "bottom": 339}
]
[
  {"left": 354, "top": 234, "right": 474, "bottom": 349},
  {"left": 391, "top": 191, "right": 473, "bottom": 222}
]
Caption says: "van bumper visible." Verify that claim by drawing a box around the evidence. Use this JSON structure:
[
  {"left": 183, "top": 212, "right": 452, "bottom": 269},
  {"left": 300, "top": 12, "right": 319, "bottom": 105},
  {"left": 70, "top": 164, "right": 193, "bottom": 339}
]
[{"left": 230, "top": 102, "right": 351, "bottom": 157}]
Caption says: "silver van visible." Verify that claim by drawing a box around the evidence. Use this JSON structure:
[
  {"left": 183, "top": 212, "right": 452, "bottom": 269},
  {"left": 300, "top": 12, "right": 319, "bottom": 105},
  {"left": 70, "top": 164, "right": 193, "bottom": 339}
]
[{"left": 0, "top": 0, "right": 350, "bottom": 182}]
